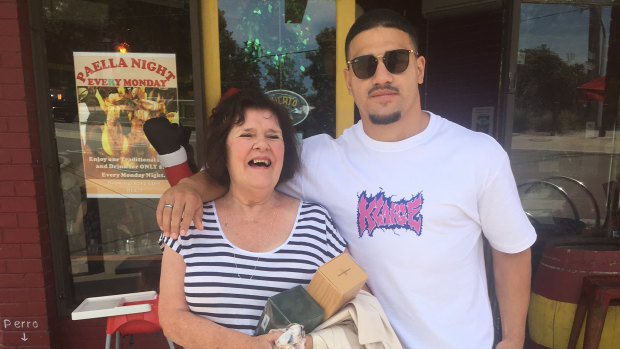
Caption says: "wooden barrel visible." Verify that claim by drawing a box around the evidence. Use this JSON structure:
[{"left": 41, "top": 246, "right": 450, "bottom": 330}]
[{"left": 528, "top": 240, "right": 620, "bottom": 348}]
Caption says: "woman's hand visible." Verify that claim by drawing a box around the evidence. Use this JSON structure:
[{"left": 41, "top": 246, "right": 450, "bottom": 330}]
[
  {"left": 251, "top": 331, "right": 311, "bottom": 349},
  {"left": 251, "top": 331, "right": 282, "bottom": 348},
  {"left": 156, "top": 176, "right": 206, "bottom": 238}
]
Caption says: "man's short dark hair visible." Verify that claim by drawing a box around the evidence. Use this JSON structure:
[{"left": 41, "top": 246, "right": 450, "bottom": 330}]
[
  {"left": 345, "top": 9, "right": 419, "bottom": 60},
  {"left": 203, "top": 89, "right": 300, "bottom": 187}
]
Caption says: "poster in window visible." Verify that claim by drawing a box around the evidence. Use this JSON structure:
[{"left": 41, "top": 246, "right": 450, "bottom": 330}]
[
  {"left": 471, "top": 106, "right": 495, "bottom": 135},
  {"left": 73, "top": 52, "right": 178, "bottom": 198}
]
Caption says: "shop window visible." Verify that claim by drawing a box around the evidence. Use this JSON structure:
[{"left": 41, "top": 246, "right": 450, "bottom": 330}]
[
  {"left": 218, "top": 0, "right": 337, "bottom": 138},
  {"left": 511, "top": 3, "right": 619, "bottom": 239},
  {"left": 43, "top": 0, "right": 199, "bottom": 307}
]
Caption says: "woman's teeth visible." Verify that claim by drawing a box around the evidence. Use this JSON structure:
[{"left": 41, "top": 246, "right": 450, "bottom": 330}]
[{"left": 249, "top": 159, "right": 271, "bottom": 167}]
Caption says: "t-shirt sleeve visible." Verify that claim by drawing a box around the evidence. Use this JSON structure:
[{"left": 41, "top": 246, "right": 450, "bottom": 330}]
[
  {"left": 297, "top": 202, "right": 348, "bottom": 266},
  {"left": 277, "top": 134, "right": 334, "bottom": 200},
  {"left": 159, "top": 232, "right": 186, "bottom": 255},
  {"left": 324, "top": 209, "right": 348, "bottom": 259},
  {"left": 478, "top": 150, "right": 537, "bottom": 253},
  {"left": 308, "top": 204, "right": 348, "bottom": 265},
  {"left": 277, "top": 173, "right": 304, "bottom": 200}
]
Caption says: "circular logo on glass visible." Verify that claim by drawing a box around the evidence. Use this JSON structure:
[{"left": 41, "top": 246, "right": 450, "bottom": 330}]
[{"left": 266, "top": 89, "right": 310, "bottom": 126}]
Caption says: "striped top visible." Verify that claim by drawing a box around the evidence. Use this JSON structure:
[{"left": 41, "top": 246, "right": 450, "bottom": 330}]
[{"left": 159, "top": 200, "right": 347, "bottom": 335}]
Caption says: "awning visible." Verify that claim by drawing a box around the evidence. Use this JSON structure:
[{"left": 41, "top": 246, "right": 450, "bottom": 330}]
[{"left": 577, "top": 76, "right": 606, "bottom": 102}]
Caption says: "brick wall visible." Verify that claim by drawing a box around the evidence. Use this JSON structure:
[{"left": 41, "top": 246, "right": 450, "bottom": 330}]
[{"left": 0, "top": 0, "right": 55, "bottom": 347}]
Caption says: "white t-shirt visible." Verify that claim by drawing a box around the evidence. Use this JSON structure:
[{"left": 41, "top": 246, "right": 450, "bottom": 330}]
[{"left": 279, "top": 112, "right": 536, "bottom": 348}]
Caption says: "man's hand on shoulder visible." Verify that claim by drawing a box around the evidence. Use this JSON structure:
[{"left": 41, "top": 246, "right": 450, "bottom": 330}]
[
  {"left": 157, "top": 171, "right": 228, "bottom": 238},
  {"left": 157, "top": 176, "right": 206, "bottom": 238}
]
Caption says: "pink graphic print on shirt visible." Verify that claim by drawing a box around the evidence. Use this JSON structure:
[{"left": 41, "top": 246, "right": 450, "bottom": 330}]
[{"left": 357, "top": 190, "right": 423, "bottom": 237}]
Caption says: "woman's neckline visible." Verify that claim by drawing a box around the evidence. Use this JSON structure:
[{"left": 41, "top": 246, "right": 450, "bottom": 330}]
[{"left": 212, "top": 199, "right": 302, "bottom": 255}]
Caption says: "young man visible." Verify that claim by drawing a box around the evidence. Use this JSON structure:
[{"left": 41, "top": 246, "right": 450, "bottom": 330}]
[{"left": 157, "top": 9, "right": 536, "bottom": 349}]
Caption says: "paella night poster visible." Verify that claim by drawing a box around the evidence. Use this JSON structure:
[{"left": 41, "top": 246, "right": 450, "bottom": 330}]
[{"left": 73, "top": 52, "right": 178, "bottom": 198}]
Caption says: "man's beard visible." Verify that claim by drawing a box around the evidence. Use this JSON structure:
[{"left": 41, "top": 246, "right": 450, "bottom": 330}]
[
  {"left": 367, "top": 83, "right": 401, "bottom": 125},
  {"left": 369, "top": 111, "right": 401, "bottom": 125}
]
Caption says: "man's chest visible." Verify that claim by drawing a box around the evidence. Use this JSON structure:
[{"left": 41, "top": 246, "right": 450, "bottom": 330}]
[{"left": 306, "top": 163, "right": 477, "bottom": 240}]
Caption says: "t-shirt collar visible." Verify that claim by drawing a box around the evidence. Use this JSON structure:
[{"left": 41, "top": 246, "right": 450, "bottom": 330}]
[{"left": 353, "top": 111, "right": 438, "bottom": 151}]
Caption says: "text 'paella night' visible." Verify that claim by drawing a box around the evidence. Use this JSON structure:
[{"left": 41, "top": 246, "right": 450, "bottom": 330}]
[{"left": 75, "top": 57, "right": 176, "bottom": 84}]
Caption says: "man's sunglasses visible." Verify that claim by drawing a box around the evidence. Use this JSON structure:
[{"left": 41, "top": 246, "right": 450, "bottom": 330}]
[{"left": 347, "top": 49, "right": 418, "bottom": 79}]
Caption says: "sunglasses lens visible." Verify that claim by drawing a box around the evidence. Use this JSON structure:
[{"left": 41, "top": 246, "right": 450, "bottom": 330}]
[
  {"left": 385, "top": 50, "right": 410, "bottom": 74},
  {"left": 349, "top": 50, "right": 412, "bottom": 79},
  {"left": 352, "top": 55, "right": 377, "bottom": 79}
]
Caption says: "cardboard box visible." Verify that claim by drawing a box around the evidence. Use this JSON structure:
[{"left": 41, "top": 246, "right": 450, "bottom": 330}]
[
  {"left": 254, "top": 285, "right": 324, "bottom": 336},
  {"left": 307, "top": 252, "right": 368, "bottom": 320}
]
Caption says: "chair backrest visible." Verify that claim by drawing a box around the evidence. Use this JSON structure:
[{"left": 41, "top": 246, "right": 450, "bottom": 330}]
[{"left": 105, "top": 296, "right": 162, "bottom": 335}]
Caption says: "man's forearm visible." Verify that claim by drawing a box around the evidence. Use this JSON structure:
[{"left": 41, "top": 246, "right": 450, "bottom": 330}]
[
  {"left": 179, "top": 170, "right": 227, "bottom": 201},
  {"left": 492, "top": 247, "right": 532, "bottom": 347}
]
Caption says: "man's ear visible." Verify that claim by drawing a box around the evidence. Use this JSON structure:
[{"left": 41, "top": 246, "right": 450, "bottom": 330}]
[
  {"left": 416, "top": 55, "right": 426, "bottom": 85},
  {"left": 343, "top": 68, "right": 353, "bottom": 96}
]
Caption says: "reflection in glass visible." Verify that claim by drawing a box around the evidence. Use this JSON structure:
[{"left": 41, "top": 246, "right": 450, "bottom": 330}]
[
  {"left": 43, "top": 0, "right": 195, "bottom": 304},
  {"left": 511, "top": 4, "right": 619, "bottom": 237},
  {"left": 218, "top": 0, "right": 337, "bottom": 138}
]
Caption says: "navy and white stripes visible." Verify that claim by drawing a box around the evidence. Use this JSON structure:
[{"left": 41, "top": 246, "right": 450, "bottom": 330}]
[{"left": 159, "top": 201, "right": 347, "bottom": 335}]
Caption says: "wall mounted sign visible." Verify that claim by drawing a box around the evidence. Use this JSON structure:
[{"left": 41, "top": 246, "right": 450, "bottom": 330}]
[
  {"left": 266, "top": 89, "right": 310, "bottom": 126},
  {"left": 471, "top": 106, "right": 495, "bottom": 135}
]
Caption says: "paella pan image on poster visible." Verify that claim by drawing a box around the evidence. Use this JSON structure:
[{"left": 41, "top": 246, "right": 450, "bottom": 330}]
[{"left": 73, "top": 52, "right": 178, "bottom": 198}]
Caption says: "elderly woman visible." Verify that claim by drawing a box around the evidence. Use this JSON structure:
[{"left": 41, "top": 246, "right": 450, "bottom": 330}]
[{"left": 158, "top": 90, "right": 347, "bottom": 348}]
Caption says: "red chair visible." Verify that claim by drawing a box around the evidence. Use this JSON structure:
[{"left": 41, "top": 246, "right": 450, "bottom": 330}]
[
  {"left": 105, "top": 295, "right": 174, "bottom": 349},
  {"left": 567, "top": 275, "right": 620, "bottom": 349}
]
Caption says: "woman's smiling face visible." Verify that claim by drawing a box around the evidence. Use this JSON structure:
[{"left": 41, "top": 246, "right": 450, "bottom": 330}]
[{"left": 225, "top": 108, "right": 285, "bottom": 192}]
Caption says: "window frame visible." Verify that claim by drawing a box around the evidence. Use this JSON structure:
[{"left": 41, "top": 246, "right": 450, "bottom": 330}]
[{"left": 31, "top": 0, "right": 205, "bottom": 316}]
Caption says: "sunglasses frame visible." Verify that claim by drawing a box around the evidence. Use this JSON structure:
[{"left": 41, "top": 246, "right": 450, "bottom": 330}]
[{"left": 347, "top": 49, "right": 419, "bottom": 79}]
